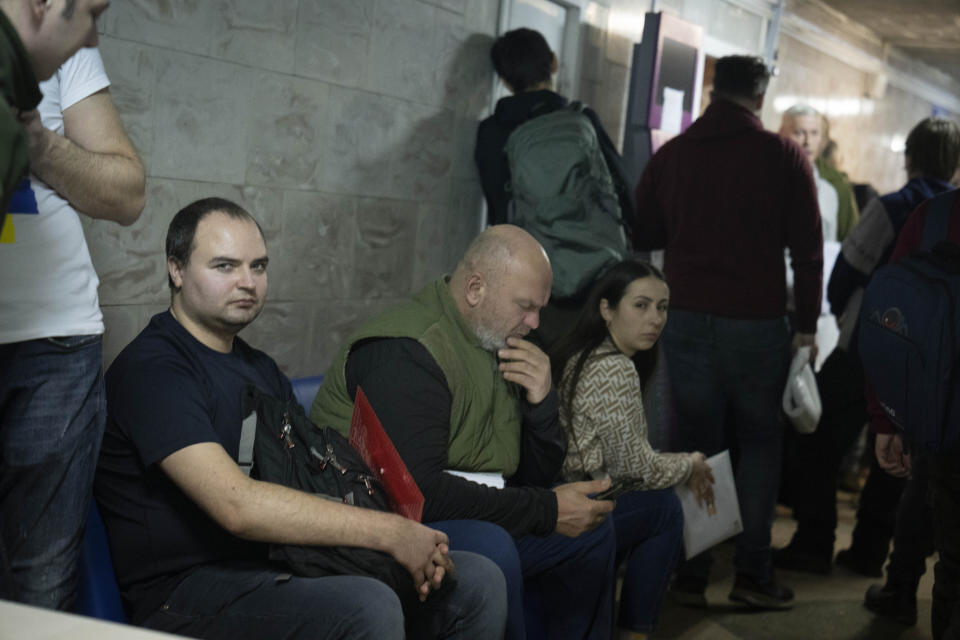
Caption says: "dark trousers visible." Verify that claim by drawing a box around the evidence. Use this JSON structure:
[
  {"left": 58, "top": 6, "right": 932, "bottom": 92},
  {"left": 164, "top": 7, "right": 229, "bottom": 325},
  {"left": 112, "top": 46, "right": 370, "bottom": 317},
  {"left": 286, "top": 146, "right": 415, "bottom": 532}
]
[
  {"left": 886, "top": 451, "right": 935, "bottom": 589},
  {"left": 847, "top": 451, "right": 907, "bottom": 568},
  {"left": 434, "top": 516, "right": 617, "bottom": 640},
  {"left": 932, "top": 451, "right": 960, "bottom": 640},
  {"left": 930, "top": 452, "right": 960, "bottom": 640},
  {"left": 613, "top": 488, "right": 683, "bottom": 632},
  {"left": 784, "top": 347, "right": 928, "bottom": 575},
  {"left": 137, "top": 552, "right": 507, "bottom": 640},
  {"left": 664, "top": 311, "right": 791, "bottom": 581},
  {"left": 784, "top": 348, "right": 867, "bottom": 555}
]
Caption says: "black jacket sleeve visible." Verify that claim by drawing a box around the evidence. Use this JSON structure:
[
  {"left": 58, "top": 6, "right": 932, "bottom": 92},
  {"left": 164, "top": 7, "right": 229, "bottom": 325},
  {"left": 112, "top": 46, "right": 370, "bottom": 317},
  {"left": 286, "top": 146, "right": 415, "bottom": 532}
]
[
  {"left": 826, "top": 254, "right": 867, "bottom": 317},
  {"left": 345, "top": 338, "right": 558, "bottom": 537},
  {"left": 474, "top": 118, "right": 512, "bottom": 226},
  {"left": 507, "top": 389, "right": 565, "bottom": 488}
]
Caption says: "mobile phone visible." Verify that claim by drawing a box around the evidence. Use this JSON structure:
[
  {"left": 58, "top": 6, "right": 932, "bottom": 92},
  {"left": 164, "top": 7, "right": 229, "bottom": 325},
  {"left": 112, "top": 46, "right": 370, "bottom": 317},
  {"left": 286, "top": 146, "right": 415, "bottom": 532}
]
[{"left": 593, "top": 477, "right": 644, "bottom": 501}]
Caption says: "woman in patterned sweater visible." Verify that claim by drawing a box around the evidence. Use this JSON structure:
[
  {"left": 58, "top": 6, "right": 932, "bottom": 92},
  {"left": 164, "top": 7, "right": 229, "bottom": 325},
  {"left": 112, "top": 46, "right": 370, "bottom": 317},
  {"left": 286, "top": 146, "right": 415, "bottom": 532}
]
[{"left": 551, "top": 259, "right": 715, "bottom": 639}]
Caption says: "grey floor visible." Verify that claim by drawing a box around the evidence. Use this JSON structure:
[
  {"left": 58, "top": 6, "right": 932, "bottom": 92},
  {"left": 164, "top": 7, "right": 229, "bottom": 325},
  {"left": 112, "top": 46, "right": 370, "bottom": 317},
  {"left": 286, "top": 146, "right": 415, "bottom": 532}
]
[{"left": 653, "top": 493, "right": 936, "bottom": 640}]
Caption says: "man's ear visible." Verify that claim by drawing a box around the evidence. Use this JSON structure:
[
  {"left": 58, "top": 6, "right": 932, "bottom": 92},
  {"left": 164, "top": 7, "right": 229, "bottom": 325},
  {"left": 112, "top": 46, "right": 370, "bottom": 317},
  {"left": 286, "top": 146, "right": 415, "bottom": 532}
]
[
  {"left": 168, "top": 256, "right": 184, "bottom": 290},
  {"left": 550, "top": 52, "right": 558, "bottom": 75},
  {"left": 464, "top": 273, "right": 485, "bottom": 308}
]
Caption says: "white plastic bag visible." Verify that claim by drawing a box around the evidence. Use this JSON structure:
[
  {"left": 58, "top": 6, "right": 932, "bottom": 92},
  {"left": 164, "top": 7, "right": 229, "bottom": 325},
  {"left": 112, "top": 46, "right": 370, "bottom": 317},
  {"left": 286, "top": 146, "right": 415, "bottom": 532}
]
[{"left": 782, "top": 346, "right": 822, "bottom": 434}]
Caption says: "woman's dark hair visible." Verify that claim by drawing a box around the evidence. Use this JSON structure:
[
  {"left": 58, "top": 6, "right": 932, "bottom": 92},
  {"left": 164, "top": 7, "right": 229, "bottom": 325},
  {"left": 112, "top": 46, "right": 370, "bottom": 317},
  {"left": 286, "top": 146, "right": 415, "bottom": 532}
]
[{"left": 549, "top": 259, "right": 667, "bottom": 420}]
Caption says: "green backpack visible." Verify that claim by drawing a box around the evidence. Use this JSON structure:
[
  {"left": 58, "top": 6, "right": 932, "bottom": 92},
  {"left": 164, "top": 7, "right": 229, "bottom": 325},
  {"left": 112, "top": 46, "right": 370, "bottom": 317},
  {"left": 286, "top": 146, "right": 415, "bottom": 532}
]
[{"left": 504, "top": 102, "right": 627, "bottom": 300}]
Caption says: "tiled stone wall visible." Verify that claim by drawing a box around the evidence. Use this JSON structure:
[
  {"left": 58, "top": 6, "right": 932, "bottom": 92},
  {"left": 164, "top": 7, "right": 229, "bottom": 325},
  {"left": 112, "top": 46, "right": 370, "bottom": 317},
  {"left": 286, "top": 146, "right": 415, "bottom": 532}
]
[
  {"left": 87, "top": 0, "right": 958, "bottom": 380},
  {"left": 88, "top": 0, "right": 500, "bottom": 377}
]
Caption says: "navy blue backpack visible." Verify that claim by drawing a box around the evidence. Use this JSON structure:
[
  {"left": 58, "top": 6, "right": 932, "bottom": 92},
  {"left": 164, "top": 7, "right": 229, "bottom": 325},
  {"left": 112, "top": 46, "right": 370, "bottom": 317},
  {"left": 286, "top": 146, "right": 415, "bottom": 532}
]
[{"left": 858, "top": 189, "right": 960, "bottom": 452}]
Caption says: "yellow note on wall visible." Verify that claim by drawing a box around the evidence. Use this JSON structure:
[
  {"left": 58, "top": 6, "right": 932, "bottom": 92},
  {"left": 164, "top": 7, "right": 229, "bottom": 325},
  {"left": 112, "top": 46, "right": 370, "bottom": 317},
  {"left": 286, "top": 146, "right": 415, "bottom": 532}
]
[{"left": 0, "top": 213, "right": 14, "bottom": 243}]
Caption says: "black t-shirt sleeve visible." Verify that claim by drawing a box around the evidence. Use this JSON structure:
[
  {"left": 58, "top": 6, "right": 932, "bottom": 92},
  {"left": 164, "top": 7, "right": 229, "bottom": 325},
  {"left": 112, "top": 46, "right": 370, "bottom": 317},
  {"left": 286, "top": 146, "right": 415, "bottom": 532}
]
[
  {"left": 345, "top": 338, "right": 558, "bottom": 537},
  {"left": 107, "top": 355, "right": 220, "bottom": 468}
]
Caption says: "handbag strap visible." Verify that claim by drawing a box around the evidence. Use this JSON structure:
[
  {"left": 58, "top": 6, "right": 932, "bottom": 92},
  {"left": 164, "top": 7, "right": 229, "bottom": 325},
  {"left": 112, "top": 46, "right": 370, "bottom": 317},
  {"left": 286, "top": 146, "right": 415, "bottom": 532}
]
[{"left": 238, "top": 410, "right": 257, "bottom": 476}]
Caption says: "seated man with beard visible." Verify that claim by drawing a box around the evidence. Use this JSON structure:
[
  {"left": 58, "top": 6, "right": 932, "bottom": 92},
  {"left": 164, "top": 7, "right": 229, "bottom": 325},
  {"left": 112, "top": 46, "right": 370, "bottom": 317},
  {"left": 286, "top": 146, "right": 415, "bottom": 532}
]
[{"left": 311, "top": 225, "right": 617, "bottom": 640}]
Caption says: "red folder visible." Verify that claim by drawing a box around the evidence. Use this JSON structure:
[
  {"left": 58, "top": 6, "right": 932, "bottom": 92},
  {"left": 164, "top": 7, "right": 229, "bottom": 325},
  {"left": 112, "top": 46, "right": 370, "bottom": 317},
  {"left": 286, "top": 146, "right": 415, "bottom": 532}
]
[{"left": 349, "top": 386, "right": 425, "bottom": 522}]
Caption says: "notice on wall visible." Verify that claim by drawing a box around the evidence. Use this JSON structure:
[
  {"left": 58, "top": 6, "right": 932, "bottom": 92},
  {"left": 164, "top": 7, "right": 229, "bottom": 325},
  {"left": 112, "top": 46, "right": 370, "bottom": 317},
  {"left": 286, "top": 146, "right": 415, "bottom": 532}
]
[{"left": 661, "top": 87, "right": 685, "bottom": 135}]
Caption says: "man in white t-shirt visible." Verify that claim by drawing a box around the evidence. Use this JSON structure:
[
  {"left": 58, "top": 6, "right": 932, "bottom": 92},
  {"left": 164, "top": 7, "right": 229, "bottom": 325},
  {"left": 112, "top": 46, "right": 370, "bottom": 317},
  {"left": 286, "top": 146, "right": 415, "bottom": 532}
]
[{"left": 0, "top": 46, "right": 144, "bottom": 610}]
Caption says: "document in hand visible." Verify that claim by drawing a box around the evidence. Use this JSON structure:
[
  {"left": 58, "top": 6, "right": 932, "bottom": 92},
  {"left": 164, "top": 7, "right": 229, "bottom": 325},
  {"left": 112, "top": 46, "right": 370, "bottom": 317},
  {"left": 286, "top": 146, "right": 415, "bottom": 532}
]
[
  {"left": 674, "top": 449, "right": 742, "bottom": 558},
  {"left": 349, "top": 386, "right": 425, "bottom": 522}
]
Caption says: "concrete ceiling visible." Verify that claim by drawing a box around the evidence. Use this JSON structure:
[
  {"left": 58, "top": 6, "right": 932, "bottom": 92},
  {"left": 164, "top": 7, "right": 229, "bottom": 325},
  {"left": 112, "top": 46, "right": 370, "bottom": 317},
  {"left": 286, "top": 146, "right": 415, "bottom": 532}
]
[{"left": 819, "top": 0, "right": 960, "bottom": 84}]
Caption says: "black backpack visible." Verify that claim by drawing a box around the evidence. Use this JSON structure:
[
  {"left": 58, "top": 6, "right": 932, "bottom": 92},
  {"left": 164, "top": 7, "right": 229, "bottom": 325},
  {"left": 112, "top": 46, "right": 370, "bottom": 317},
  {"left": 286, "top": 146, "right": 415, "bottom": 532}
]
[
  {"left": 858, "top": 189, "right": 960, "bottom": 452},
  {"left": 238, "top": 385, "right": 442, "bottom": 613}
]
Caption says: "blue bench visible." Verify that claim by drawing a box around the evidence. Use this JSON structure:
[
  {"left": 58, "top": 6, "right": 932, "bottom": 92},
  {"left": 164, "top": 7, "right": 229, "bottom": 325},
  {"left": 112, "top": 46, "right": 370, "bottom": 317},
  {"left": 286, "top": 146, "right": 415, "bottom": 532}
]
[
  {"left": 76, "top": 499, "right": 125, "bottom": 622},
  {"left": 290, "top": 375, "right": 325, "bottom": 415}
]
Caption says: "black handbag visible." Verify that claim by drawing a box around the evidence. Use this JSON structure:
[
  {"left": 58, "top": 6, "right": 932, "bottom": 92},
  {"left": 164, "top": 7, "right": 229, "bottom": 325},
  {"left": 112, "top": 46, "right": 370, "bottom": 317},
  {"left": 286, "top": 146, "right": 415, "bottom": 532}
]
[{"left": 239, "top": 385, "right": 424, "bottom": 613}]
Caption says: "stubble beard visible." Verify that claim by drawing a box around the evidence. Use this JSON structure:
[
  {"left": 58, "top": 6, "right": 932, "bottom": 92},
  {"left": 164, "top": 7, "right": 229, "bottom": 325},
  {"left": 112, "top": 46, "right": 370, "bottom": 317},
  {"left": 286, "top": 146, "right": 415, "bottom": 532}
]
[
  {"left": 219, "top": 299, "right": 264, "bottom": 333},
  {"left": 473, "top": 323, "right": 507, "bottom": 352}
]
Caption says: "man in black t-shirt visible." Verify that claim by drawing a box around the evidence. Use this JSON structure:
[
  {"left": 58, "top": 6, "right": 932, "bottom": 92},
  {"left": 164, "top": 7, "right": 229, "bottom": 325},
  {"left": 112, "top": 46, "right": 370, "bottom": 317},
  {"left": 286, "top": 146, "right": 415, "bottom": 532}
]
[{"left": 94, "top": 197, "right": 506, "bottom": 640}]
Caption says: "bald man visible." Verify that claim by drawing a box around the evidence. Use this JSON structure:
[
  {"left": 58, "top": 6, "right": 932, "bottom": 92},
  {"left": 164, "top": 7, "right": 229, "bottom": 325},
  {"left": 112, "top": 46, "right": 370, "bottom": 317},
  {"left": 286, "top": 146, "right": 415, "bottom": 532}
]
[{"left": 312, "top": 225, "right": 618, "bottom": 640}]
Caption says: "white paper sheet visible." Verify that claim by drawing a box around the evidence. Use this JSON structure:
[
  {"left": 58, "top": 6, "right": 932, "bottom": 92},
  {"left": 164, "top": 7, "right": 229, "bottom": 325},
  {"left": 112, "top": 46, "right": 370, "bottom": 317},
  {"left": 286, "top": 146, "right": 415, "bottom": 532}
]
[
  {"left": 661, "top": 87, "right": 685, "bottom": 135},
  {"left": 675, "top": 450, "right": 743, "bottom": 558},
  {"left": 444, "top": 470, "right": 505, "bottom": 489}
]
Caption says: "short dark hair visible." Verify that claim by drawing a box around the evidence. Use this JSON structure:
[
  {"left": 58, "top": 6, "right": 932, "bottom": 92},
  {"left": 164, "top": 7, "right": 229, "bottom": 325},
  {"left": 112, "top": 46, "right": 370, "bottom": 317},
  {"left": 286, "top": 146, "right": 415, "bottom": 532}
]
[
  {"left": 61, "top": 0, "right": 77, "bottom": 19},
  {"left": 905, "top": 117, "right": 960, "bottom": 181},
  {"left": 490, "top": 28, "right": 553, "bottom": 93},
  {"left": 713, "top": 55, "right": 770, "bottom": 100},
  {"left": 165, "top": 197, "right": 262, "bottom": 290}
]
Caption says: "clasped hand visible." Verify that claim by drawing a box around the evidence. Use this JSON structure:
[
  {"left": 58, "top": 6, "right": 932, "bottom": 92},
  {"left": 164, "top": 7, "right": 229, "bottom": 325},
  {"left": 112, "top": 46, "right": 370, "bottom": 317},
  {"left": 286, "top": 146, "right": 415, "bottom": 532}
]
[{"left": 393, "top": 522, "right": 455, "bottom": 602}]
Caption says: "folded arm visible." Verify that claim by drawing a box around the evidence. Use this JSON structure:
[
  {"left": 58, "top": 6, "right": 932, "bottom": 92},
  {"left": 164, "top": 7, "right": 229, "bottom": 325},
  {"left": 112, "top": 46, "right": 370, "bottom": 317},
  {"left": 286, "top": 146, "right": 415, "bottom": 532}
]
[{"left": 22, "top": 88, "right": 145, "bottom": 225}]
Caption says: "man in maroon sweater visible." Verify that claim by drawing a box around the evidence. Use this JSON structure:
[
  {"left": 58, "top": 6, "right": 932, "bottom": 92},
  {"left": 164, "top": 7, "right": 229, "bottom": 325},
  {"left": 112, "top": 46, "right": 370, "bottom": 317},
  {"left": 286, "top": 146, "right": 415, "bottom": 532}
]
[{"left": 634, "top": 55, "right": 823, "bottom": 609}]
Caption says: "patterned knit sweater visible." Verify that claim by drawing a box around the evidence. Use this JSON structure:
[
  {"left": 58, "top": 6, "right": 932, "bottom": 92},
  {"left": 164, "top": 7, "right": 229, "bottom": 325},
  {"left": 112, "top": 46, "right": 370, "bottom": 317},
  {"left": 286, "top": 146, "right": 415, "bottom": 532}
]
[{"left": 559, "top": 338, "right": 693, "bottom": 489}]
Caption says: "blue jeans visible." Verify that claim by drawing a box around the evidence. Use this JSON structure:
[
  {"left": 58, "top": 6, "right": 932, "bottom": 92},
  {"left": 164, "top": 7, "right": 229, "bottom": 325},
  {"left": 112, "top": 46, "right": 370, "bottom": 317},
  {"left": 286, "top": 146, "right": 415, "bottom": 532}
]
[
  {"left": 138, "top": 552, "right": 506, "bottom": 640},
  {"left": 0, "top": 335, "right": 106, "bottom": 610},
  {"left": 613, "top": 488, "right": 683, "bottom": 632},
  {"left": 434, "top": 516, "right": 617, "bottom": 640},
  {"left": 433, "top": 520, "right": 525, "bottom": 640},
  {"left": 663, "top": 311, "right": 790, "bottom": 581}
]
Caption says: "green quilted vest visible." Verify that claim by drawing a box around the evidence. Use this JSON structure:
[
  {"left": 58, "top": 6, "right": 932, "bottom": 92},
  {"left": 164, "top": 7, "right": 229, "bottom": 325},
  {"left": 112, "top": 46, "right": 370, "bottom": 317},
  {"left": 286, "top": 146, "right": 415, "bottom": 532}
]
[{"left": 310, "top": 278, "right": 523, "bottom": 474}]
